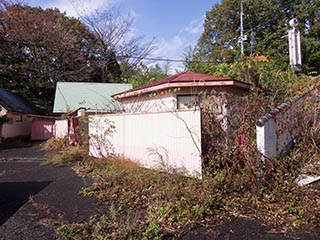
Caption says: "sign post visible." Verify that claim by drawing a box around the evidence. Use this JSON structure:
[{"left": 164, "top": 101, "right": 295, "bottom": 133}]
[{"left": 288, "top": 18, "right": 301, "bottom": 72}]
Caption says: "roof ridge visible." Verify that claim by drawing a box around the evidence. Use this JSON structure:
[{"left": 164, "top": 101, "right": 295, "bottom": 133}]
[{"left": 113, "top": 71, "right": 236, "bottom": 97}]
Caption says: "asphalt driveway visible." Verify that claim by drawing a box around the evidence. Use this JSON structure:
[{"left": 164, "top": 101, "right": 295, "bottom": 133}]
[{"left": 0, "top": 143, "right": 98, "bottom": 240}]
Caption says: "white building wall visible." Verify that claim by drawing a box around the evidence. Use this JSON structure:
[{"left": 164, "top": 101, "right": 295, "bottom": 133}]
[
  {"left": 55, "top": 120, "right": 69, "bottom": 139},
  {"left": 89, "top": 110, "right": 202, "bottom": 178},
  {"left": 120, "top": 92, "right": 177, "bottom": 113}
]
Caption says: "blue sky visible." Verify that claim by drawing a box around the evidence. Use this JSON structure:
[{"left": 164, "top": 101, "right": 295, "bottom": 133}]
[{"left": 27, "top": 0, "right": 219, "bottom": 71}]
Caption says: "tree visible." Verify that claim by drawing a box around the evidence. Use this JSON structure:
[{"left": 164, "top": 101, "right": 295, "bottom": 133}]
[
  {"left": 195, "top": 0, "right": 320, "bottom": 74},
  {"left": 76, "top": 5, "right": 156, "bottom": 83},
  {"left": 0, "top": 2, "right": 97, "bottom": 112},
  {"left": 129, "top": 62, "right": 170, "bottom": 88}
]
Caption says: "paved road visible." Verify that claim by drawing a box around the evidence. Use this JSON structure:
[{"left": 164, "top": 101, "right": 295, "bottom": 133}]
[{"left": 0, "top": 144, "right": 98, "bottom": 240}]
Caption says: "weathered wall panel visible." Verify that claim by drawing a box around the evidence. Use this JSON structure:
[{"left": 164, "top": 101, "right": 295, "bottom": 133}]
[
  {"left": 89, "top": 110, "right": 202, "bottom": 178},
  {"left": 31, "top": 120, "right": 55, "bottom": 140},
  {"left": 2, "top": 121, "right": 32, "bottom": 139}
]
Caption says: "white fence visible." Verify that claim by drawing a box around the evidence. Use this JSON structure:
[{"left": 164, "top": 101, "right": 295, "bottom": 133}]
[
  {"left": 256, "top": 84, "right": 319, "bottom": 159},
  {"left": 89, "top": 110, "right": 202, "bottom": 178}
]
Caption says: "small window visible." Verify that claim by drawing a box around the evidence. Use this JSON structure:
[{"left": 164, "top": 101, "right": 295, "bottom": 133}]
[{"left": 177, "top": 95, "right": 200, "bottom": 110}]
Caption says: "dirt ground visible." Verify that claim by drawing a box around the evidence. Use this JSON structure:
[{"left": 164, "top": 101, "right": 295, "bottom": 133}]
[{"left": 0, "top": 142, "right": 319, "bottom": 240}]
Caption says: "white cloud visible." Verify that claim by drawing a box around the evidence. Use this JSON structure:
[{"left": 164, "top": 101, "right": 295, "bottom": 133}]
[
  {"left": 40, "top": 0, "right": 118, "bottom": 18},
  {"left": 184, "top": 15, "right": 205, "bottom": 35},
  {"left": 149, "top": 35, "right": 185, "bottom": 73},
  {"left": 155, "top": 35, "right": 183, "bottom": 59}
]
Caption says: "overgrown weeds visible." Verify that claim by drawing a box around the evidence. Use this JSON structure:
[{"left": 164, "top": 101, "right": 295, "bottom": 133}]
[
  {"left": 56, "top": 149, "right": 319, "bottom": 239},
  {"left": 41, "top": 138, "right": 87, "bottom": 166},
  {"left": 58, "top": 158, "right": 227, "bottom": 239},
  {"left": 40, "top": 137, "right": 68, "bottom": 153},
  {"left": 54, "top": 76, "right": 319, "bottom": 239},
  {"left": 201, "top": 90, "right": 272, "bottom": 191}
]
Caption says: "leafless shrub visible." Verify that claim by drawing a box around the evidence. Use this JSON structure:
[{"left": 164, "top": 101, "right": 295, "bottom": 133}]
[{"left": 200, "top": 90, "right": 272, "bottom": 190}]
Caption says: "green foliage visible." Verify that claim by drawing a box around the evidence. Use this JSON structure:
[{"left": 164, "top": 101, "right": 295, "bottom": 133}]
[
  {"left": 187, "top": 53, "right": 314, "bottom": 104},
  {"left": 0, "top": 1, "right": 154, "bottom": 113},
  {"left": 0, "top": 3, "right": 99, "bottom": 113},
  {"left": 129, "top": 62, "right": 169, "bottom": 88},
  {"left": 195, "top": 0, "right": 320, "bottom": 75}
]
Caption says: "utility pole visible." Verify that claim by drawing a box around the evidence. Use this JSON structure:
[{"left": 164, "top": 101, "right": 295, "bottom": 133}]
[{"left": 240, "top": 0, "right": 244, "bottom": 55}]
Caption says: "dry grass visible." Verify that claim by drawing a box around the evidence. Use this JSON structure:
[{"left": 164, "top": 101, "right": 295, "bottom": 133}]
[
  {"left": 40, "top": 138, "right": 87, "bottom": 166},
  {"left": 56, "top": 149, "right": 320, "bottom": 239},
  {"left": 40, "top": 138, "right": 68, "bottom": 153}
]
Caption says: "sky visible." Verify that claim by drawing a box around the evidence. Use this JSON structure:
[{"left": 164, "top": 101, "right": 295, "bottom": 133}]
[{"left": 26, "top": 0, "right": 219, "bottom": 72}]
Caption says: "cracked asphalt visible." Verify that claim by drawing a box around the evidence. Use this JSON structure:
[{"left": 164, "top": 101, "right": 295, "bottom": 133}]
[{"left": 0, "top": 143, "right": 98, "bottom": 240}]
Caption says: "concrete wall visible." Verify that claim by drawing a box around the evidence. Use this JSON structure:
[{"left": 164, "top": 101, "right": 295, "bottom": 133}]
[{"left": 256, "top": 85, "right": 319, "bottom": 159}]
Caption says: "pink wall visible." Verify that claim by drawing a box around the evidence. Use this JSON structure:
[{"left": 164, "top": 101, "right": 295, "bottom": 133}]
[{"left": 31, "top": 120, "right": 56, "bottom": 140}]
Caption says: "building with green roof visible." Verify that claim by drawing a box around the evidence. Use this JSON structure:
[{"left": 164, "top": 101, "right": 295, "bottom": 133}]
[{"left": 53, "top": 82, "right": 132, "bottom": 114}]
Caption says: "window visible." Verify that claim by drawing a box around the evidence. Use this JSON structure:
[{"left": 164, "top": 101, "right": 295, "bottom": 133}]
[{"left": 177, "top": 95, "right": 200, "bottom": 110}]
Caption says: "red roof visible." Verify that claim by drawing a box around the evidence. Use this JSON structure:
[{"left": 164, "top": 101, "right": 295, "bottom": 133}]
[
  {"left": 133, "top": 71, "right": 233, "bottom": 91},
  {"left": 113, "top": 71, "right": 251, "bottom": 99}
]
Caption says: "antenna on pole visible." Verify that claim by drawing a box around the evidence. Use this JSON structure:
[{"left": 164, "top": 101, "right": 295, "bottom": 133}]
[{"left": 240, "top": 0, "right": 244, "bottom": 55}]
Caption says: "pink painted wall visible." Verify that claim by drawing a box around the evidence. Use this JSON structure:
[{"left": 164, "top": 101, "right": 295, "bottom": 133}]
[{"left": 31, "top": 120, "right": 56, "bottom": 140}]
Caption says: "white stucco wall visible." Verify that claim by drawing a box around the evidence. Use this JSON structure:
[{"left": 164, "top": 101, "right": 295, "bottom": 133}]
[
  {"left": 118, "top": 86, "right": 248, "bottom": 114},
  {"left": 120, "top": 92, "right": 177, "bottom": 113},
  {"left": 256, "top": 85, "right": 319, "bottom": 159}
]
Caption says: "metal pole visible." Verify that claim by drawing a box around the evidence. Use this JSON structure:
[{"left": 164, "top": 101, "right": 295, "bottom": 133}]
[{"left": 240, "top": 0, "right": 244, "bottom": 55}]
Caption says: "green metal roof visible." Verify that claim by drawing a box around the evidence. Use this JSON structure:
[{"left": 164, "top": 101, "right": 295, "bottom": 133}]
[{"left": 53, "top": 82, "right": 132, "bottom": 113}]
